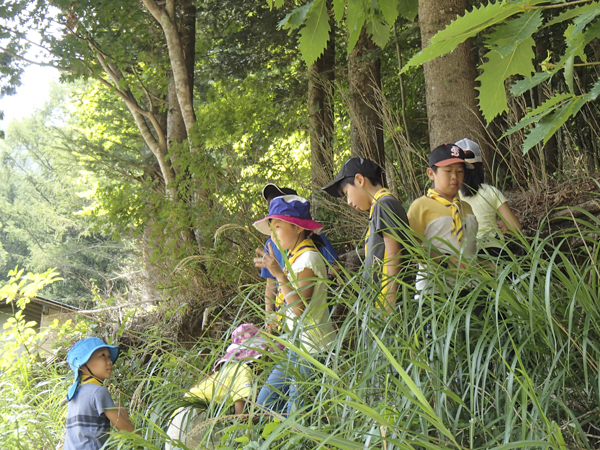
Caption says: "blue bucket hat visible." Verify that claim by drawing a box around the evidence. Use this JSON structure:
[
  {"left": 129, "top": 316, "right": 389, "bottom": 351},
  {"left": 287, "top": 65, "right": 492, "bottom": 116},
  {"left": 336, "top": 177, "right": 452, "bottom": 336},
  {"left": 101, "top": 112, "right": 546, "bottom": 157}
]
[
  {"left": 66, "top": 337, "right": 119, "bottom": 401},
  {"left": 253, "top": 195, "right": 323, "bottom": 235}
]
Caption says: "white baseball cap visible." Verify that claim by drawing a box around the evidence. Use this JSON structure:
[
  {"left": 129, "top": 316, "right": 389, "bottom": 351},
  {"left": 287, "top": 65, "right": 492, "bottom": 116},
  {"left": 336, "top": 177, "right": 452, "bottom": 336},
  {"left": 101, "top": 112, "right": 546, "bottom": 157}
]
[{"left": 455, "top": 138, "right": 482, "bottom": 164}]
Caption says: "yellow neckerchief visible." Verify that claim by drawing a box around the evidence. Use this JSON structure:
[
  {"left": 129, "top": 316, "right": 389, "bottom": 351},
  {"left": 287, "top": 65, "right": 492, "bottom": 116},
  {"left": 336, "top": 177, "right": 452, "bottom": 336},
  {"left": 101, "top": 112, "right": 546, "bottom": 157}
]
[
  {"left": 365, "top": 188, "right": 396, "bottom": 308},
  {"left": 81, "top": 375, "right": 103, "bottom": 387},
  {"left": 426, "top": 188, "right": 464, "bottom": 243},
  {"left": 365, "top": 188, "right": 396, "bottom": 257},
  {"left": 274, "top": 238, "right": 319, "bottom": 326}
]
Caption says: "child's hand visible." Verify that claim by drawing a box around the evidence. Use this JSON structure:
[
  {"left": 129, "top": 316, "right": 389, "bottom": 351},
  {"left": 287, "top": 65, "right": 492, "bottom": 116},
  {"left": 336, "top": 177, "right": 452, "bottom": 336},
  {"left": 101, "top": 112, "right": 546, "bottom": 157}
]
[{"left": 254, "top": 243, "right": 283, "bottom": 276}]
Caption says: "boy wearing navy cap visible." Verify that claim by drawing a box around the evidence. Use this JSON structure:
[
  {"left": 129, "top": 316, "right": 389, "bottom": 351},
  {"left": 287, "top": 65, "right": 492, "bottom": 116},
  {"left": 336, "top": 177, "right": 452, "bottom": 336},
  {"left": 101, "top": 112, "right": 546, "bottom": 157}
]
[
  {"left": 407, "top": 144, "right": 478, "bottom": 295},
  {"left": 322, "top": 157, "right": 408, "bottom": 313},
  {"left": 64, "top": 337, "right": 135, "bottom": 449}
]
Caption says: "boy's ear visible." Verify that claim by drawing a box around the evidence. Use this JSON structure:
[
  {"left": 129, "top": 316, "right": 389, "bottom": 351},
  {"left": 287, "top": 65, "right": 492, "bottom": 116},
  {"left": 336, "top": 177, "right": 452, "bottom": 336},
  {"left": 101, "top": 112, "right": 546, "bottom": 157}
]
[
  {"left": 426, "top": 167, "right": 435, "bottom": 182},
  {"left": 355, "top": 173, "right": 365, "bottom": 187}
]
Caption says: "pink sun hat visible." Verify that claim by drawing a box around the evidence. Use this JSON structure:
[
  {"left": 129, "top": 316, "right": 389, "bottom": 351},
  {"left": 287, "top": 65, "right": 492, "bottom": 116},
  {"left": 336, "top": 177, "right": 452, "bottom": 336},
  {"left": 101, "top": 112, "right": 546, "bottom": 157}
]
[
  {"left": 216, "top": 323, "right": 284, "bottom": 367},
  {"left": 253, "top": 195, "right": 323, "bottom": 235}
]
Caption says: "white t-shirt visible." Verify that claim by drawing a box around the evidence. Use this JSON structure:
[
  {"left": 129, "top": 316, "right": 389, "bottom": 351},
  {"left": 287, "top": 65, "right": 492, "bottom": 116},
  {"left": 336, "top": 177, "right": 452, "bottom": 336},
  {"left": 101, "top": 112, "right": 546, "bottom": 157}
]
[
  {"left": 282, "top": 250, "right": 336, "bottom": 353},
  {"left": 459, "top": 184, "right": 508, "bottom": 249}
]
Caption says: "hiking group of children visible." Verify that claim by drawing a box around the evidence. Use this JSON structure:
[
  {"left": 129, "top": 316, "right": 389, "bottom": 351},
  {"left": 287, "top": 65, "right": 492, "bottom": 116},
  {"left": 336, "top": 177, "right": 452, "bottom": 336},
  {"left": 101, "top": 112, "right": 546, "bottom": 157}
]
[{"left": 64, "top": 138, "right": 522, "bottom": 448}]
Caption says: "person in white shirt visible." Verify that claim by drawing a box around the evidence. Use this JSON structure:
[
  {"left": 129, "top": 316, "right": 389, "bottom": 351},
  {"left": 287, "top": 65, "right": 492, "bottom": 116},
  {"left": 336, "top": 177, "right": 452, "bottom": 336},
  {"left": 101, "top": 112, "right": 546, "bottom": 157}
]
[{"left": 456, "top": 138, "right": 522, "bottom": 258}]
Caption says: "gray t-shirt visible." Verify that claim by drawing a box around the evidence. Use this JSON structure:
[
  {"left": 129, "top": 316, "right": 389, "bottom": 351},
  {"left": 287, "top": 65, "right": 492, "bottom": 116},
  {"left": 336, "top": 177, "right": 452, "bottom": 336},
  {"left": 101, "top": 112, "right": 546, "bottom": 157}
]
[
  {"left": 363, "top": 191, "right": 409, "bottom": 289},
  {"left": 64, "top": 383, "right": 116, "bottom": 450}
]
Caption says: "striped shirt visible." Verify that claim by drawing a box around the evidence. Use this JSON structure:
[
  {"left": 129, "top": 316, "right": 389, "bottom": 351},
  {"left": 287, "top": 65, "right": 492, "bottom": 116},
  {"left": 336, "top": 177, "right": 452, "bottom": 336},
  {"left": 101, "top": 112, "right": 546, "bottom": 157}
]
[{"left": 64, "top": 384, "right": 116, "bottom": 450}]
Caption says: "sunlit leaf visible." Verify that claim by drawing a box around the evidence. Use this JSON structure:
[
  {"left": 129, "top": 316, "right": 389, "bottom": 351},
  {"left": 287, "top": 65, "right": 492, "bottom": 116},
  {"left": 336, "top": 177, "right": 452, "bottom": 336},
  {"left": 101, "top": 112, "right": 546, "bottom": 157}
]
[
  {"left": 403, "top": 2, "right": 524, "bottom": 73},
  {"left": 476, "top": 37, "right": 536, "bottom": 123},
  {"left": 298, "top": 0, "right": 331, "bottom": 66}
]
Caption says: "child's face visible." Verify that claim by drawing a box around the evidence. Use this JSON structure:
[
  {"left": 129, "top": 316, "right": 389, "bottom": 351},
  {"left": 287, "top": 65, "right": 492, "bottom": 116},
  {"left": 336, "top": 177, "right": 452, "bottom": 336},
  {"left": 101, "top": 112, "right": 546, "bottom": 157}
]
[
  {"left": 342, "top": 175, "right": 372, "bottom": 211},
  {"left": 427, "top": 163, "right": 465, "bottom": 200},
  {"left": 270, "top": 219, "right": 303, "bottom": 251},
  {"left": 81, "top": 347, "right": 114, "bottom": 381}
]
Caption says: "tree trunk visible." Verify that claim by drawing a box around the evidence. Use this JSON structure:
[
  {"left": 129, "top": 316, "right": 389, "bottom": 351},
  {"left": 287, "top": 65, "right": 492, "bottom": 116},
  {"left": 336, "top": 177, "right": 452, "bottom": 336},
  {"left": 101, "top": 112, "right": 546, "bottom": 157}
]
[
  {"left": 418, "top": 0, "right": 488, "bottom": 161},
  {"left": 309, "top": 12, "right": 335, "bottom": 188},
  {"left": 348, "top": 27, "right": 385, "bottom": 169},
  {"left": 143, "top": 0, "right": 197, "bottom": 136}
]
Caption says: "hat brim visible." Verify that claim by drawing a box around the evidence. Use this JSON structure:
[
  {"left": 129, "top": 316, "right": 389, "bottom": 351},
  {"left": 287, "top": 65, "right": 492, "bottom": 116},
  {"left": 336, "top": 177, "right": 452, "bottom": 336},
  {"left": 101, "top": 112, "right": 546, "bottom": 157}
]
[
  {"left": 253, "top": 215, "right": 323, "bottom": 235},
  {"left": 433, "top": 158, "right": 474, "bottom": 169},
  {"left": 465, "top": 157, "right": 482, "bottom": 164},
  {"left": 321, "top": 175, "right": 345, "bottom": 197}
]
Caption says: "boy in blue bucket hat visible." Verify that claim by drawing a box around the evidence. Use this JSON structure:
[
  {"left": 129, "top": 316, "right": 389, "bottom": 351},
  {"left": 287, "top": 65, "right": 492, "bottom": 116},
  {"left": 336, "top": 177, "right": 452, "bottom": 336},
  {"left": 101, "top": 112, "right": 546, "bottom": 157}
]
[{"left": 64, "top": 337, "right": 136, "bottom": 449}]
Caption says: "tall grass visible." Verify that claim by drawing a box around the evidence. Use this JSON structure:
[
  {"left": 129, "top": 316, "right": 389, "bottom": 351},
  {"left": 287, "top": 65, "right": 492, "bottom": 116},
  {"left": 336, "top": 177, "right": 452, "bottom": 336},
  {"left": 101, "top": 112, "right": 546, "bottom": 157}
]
[
  {"left": 90, "top": 202, "right": 598, "bottom": 450},
  {"left": 2, "top": 206, "right": 600, "bottom": 450}
]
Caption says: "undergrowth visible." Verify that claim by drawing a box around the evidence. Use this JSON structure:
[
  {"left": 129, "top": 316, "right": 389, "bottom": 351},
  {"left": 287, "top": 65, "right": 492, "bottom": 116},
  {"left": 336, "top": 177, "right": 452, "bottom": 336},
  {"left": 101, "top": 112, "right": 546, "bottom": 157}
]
[{"left": 1, "top": 204, "right": 600, "bottom": 450}]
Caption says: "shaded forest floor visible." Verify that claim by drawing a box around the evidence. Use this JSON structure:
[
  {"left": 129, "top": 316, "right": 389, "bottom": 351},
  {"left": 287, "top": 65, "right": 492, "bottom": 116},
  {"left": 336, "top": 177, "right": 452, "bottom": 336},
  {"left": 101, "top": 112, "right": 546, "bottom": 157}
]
[{"left": 507, "top": 175, "right": 600, "bottom": 235}]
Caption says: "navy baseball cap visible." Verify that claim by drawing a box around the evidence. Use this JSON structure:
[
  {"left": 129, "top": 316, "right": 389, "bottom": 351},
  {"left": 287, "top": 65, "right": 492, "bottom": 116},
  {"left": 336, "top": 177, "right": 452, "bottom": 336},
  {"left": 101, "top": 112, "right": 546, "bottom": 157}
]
[
  {"left": 262, "top": 183, "right": 298, "bottom": 202},
  {"left": 321, "top": 157, "right": 382, "bottom": 197},
  {"left": 66, "top": 337, "right": 119, "bottom": 401},
  {"left": 429, "top": 144, "right": 474, "bottom": 169}
]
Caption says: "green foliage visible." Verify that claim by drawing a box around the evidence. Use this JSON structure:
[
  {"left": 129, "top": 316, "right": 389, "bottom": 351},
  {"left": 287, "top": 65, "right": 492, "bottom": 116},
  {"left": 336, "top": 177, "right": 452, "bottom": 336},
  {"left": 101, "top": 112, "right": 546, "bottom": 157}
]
[
  {"left": 297, "top": 0, "right": 331, "bottom": 65},
  {"left": 3, "top": 206, "right": 600, "bottom": 449},
  {"left": 402, "top": 2, "right": 526, "bottom": 73},
  {"left": 476, "top": 36, "right": 536, "bottom": 122},
  {"left": 0, "top": 83, "right": 134, "bottom": 304},
  {"left": 275, "top": 0, "right": 419, "bottom": 65},
  {"left": 402, "top": 0, "right": 600, "bottom": 155}
]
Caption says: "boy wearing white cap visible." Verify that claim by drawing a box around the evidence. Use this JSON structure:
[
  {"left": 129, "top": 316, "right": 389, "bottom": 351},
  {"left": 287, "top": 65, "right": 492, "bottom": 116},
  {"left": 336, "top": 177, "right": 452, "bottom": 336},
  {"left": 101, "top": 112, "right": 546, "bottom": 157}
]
[{"left": 64, "top": 337, "right": 135, "bottom": 450}]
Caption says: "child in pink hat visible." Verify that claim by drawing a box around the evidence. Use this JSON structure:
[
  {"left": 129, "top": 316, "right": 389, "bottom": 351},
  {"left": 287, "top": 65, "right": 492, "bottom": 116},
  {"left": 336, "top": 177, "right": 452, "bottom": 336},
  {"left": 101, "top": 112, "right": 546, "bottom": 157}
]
[{"left": 166, "top": 324, "right": 282, "bottom": 449}]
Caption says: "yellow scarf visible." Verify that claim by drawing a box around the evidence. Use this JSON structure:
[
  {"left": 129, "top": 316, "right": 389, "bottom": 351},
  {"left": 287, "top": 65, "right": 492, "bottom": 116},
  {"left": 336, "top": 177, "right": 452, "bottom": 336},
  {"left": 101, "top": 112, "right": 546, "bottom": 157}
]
[
  {"left": 81, "top": 375, "right": 103, "bottom": 386},
  {"left": 426, "top": 188, "right": 464, "bottom": 243},
  {"left": 365, "top": 188, "right": 395, "bottom": 257},
  {"left": 274, "top": 239, "right": 319, "bottom": 326},
  {"left": 365, "top": 188, "right": 397, "bottom": 308}
]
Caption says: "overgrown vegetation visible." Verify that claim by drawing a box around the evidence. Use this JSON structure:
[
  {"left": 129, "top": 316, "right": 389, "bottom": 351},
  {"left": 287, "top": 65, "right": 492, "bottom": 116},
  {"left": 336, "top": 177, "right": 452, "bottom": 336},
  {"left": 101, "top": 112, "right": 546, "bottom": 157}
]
[{"left": 2, "top": 200, "right": 599, "bottom": 449}]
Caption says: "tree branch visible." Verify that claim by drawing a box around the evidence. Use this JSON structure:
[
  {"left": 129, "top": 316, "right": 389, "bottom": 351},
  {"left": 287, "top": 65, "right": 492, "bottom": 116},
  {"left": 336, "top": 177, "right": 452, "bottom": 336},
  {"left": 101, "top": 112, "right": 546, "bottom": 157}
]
[{"left": 0, "top": 47, "right": 75, "bottom": 73}]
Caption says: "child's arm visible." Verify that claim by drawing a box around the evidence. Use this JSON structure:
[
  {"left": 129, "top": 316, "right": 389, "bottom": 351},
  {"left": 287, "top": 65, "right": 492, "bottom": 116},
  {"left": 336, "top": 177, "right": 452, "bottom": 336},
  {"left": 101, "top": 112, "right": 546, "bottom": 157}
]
[
  {"left": 105, "top": 402, "right": 136, "bottom": 433},
  {"left": 255, "top": 243, "right": 315, "bottom": 316},
  {"left": 496, "top": 202, "right": 522, "bottom": 233},
  {"left": 382, "top": 232, "right": 402, "bottom": 313},
  {"left": 272, "top": 268, "right": 316, "bottom": 316},
  {"left": 264, "top": 279, "right": 278, "bottom": 331}
]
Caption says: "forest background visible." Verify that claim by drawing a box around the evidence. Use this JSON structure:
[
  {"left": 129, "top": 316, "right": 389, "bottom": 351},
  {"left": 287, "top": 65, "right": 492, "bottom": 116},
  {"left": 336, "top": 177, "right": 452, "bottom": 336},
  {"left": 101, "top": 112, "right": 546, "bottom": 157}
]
[{"left": 1, "top": 0, "right": 600, "bottom": 449}]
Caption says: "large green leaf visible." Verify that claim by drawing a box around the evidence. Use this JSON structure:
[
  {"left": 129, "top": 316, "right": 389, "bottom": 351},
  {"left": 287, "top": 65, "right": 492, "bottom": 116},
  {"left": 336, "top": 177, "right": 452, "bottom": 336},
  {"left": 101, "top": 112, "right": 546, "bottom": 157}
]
[
  {"left": 543, "top": 1, "right": 600, "bottom": 29},
  {"left": 522, "top": 78, "right": 600, "bottom": 153},
  {"left": 366, "top": 17, "right": 392, "bottom": 48},
  {"left": 503, "top": 92, "right": 572, "bottom": 136},
  {"left": 487, "top": 9, "right": 543, "bottom": 57},
  {"left": 278, "top": 2, "right": 314, "bottom": 30},
  {"left": 397, "top": 0, "right": 418, "bottom": 22},
  {"left": 347, "top": 0, "right": 368, "bottom": 51},
  {"left": 298, "top": 0, "right": 331, "bottom": 66},
  {"left": 402, "top": 2, "right": 524, "bottom": 73},
  {"left": 378, "top": 0, "right": 399, "bottom": 27},
  {"left": 333, "top": 0, "right": 346, "bottom": 22},
  {"left": 510, "top": 71, "right": 553, "bottom": 96},
  {"left": 476, "top": 37, "right": 536, "bottom": 123}
]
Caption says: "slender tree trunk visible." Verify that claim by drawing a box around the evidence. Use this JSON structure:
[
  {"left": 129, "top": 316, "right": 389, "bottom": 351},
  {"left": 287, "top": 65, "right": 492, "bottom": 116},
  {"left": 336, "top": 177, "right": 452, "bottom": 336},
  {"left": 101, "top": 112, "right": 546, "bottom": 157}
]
[
  {"left": 535, "top": 34, "right": 558, "bottom": 177},
  {"left": 309, "top": 12, "right": 335, "bottom": 188},
  {"left": 418, "top": 0, "right": 488, "bottom": 161},
  {"left": 143, "top": 0, "right": 197, "bottom": 136},
  {"left": 348, "top": 27, "right": 385, "bottom": 169}
]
